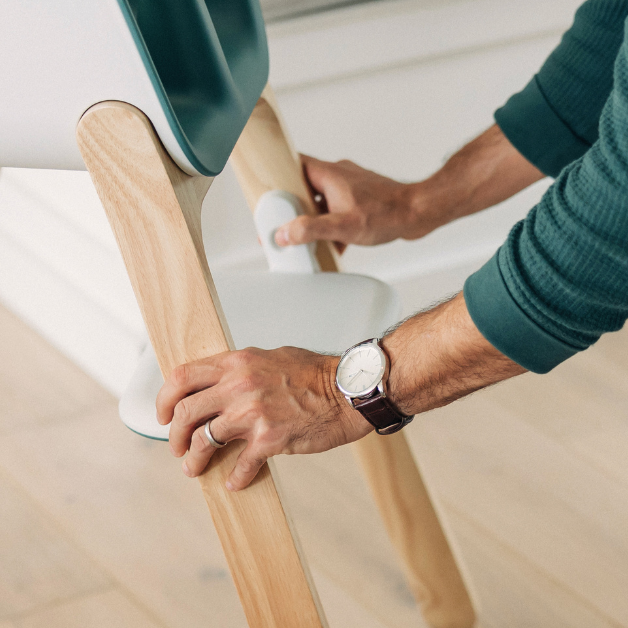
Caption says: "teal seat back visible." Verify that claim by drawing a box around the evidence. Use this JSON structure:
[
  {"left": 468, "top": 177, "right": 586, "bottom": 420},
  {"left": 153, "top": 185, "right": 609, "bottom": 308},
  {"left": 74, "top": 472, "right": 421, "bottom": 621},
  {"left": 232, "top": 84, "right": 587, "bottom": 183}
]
[{"left": 118, "top": 0, "right": 269, "bottom": 176}]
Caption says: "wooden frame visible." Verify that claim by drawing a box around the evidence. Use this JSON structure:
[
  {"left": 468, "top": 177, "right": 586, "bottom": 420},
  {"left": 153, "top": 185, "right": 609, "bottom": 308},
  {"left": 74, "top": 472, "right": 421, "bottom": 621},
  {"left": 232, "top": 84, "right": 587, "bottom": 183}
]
[
  {"left": 77, "top": 102, "right": 327, "bottom": 628},
  {"left": 77, "top": 92, "right": 475, "bottom": 627},
  {"left": 231, "top": 86, "right": 476, "bottom": 628}
]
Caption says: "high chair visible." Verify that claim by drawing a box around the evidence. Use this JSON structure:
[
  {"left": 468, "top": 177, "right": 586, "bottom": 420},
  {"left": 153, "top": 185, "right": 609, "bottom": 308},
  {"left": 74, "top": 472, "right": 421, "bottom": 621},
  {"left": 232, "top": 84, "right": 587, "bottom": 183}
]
[{"left": 0, "top": 1, "right": 475, "bottom": 626}]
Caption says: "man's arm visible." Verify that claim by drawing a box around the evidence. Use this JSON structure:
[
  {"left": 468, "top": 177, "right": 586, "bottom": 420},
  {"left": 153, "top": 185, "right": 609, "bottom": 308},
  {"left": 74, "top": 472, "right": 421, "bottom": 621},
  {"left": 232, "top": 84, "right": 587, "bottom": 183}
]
[
  {"left": 496, "top": 0, "right": 628, "bottom": 178},
  {"left": 156, "top": 293, "right": 524, "bottom": 491},
  {"left": 380, "top": 293, "right": 525, "bottom": 416},
  {"left": 465, "top": 25, "right": 628, "bottom": 373},
  {"left": 275, "top": 0, "right": 628, "bottom": 249},
  {"left": 274, "top": 125, "right": 543, "bottom": 248},
  {"left": 157, "top": 1, "right": 628, "bottom": 486}
]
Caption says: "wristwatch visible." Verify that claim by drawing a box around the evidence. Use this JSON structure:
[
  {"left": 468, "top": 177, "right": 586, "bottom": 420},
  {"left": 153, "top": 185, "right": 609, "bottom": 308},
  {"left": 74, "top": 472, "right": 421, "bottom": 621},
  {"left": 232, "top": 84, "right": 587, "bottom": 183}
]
[{"left": 335, "top": 338, "right": 413, "bottom": 435}]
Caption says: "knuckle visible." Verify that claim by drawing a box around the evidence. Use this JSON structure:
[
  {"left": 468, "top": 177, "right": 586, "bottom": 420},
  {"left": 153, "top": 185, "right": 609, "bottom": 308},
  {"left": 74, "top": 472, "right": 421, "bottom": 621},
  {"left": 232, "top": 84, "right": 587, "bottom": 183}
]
[
  {"left": 354, "top": 211, "right": 369, "bottom": 233},
  {"left": 191, "top": 429, "right": 211, "bottom": 452},
  {"left": 241, "top": 453, "right": 265, "bottom": 473},
  {"left": 248, "top": 397, "right": 266, "bottom": 417},
  {"left": 237, "top": 370, "right": 260, "bottom": 394},
  {"left": 291, "top": 216, "right": 311, "bottom": 241},
  {"left": 233, "top": 347, "right": 259, "bottom": 367},
  {"left": 170, "top": 364, "right": 190, "bottom": 389},
  {"left": 173, "top": 398, "right": 193, "bottom": 426},
  {"left": 254, "top": 428, "right": 276, "bottom": 450}
]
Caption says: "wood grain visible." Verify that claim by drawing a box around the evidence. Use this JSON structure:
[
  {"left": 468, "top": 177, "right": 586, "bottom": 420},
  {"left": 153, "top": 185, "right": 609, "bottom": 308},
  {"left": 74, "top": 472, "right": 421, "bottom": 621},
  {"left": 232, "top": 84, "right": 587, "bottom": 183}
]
[
  {"left": 231, "top": 85, "right": 475, "bottom": 628},
  {"left": 2, "top": 302, "right": 627, "bottom": 627},
  {"left": 15, "top": 591, "right": 161, "bottom": 628},
  {"left": 230, "top": 85, "right": 339, "bottom": 272},
  {"left": 412, "top": 392, "right": 628, "bottom": 626},
  {"left": 0, "top": 467, "right": 108, "bottom": 618},
  {"left": 0, "top": 306, "right": 112, "bottom": 434},
  {"left": 76, "top": 102, "right": 327, "bottom": 628},
  {"left": 352, "top": 432, "right": 476, "bottom": 628}
]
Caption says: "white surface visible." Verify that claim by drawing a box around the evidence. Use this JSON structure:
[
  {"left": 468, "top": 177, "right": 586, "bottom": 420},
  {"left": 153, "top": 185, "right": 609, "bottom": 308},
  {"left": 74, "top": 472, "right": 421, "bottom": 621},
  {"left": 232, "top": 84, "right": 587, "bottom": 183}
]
[
  {"left": 254, "top": 190, "right": 320, "bottom": 273},
  {"left": 0, "top": 1, "right": 197, "bottom": 174},
  {"left": 267, "top": 0, "right": 581, "bottom": 90},
  {"left": 120, "top": 269, "right": 401, "bottom": 439}
]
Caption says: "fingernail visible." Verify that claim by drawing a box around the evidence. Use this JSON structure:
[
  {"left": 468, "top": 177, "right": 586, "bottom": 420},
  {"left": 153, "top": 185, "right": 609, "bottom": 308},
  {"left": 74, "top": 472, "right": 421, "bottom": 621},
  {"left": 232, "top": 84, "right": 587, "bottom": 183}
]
[
  {"left": 274, "top": 228, "right": 288, "bottom": 246},
  {"left": 169, "top": 443, "right": 176, "bottom": 455},
  {"left": 182, "top": 462, "right": 192, "bottom": 477},
  {"left": 226, "top": 481, "right": 235, "bottom": 492}
]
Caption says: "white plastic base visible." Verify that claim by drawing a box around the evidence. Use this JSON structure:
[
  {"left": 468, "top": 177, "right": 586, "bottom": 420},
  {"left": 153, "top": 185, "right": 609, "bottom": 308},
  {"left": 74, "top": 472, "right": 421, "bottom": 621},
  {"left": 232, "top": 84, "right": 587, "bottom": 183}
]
[
  {"left": 119, "top": 189, "right": 403, "bottom": 440},
  {"left": 119, "top": 269, "right": 402, "bottom": 440}
]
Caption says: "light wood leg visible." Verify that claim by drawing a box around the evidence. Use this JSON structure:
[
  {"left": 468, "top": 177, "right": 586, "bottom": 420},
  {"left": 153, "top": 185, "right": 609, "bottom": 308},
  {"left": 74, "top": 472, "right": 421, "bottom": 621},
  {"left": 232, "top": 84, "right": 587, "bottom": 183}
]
[
  {"left": 77, "top": 101, "right": 328, "bottom": 628},
  {"left": 230, "top": 86, "right": 476, "bottom": 628}
]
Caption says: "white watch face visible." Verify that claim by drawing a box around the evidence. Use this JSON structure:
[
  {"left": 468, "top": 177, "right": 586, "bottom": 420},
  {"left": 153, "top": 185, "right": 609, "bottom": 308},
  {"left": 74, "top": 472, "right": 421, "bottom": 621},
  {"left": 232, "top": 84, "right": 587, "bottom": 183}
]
[{"left": 336, "top": 342, "right": 386, "bottom": 397}]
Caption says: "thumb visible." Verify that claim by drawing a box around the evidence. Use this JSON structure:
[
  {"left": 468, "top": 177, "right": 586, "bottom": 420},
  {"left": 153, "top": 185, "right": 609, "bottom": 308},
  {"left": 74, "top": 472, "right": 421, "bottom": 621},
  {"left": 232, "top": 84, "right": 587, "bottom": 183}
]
[
  {"left": 300, "top": 153, "right": 335, "bottom": 195},
  {"left": 275, "top": 214, "right": 351, "bottom": 246}
]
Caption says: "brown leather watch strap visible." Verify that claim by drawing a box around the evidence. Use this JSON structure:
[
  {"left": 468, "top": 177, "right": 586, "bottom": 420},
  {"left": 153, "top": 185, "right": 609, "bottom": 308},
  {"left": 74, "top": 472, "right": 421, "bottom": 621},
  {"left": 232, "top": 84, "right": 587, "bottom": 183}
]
[{"left": 353, "top": 394, "right": 413, "bottom": 435}]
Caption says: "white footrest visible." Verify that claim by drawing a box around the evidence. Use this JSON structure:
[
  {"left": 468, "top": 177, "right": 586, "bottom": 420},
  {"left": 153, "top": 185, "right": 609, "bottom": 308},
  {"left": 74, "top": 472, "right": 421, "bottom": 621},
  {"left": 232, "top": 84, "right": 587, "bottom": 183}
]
[{"left": 119, "top": 269, "right": 402, "bottom": 440}]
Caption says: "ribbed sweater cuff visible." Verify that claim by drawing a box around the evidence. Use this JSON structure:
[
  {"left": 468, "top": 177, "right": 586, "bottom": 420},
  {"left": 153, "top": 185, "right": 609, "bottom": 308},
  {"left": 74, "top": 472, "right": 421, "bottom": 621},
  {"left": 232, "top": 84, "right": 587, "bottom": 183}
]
[
  {"left": 463, "top": 253, "right": 579, "bottom": 373},
  {"left": 494, "top": 76, "right": 590, "bottom": 178}
]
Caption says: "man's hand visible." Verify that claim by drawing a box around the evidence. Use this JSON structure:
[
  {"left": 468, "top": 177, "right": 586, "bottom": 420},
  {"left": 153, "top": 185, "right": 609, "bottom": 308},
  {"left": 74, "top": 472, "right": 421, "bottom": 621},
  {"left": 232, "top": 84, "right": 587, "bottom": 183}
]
[
  {"left": 275, "top": 126, "right": 544, "bottom": 249},
  {"left": 156, "top": 347, "right": 372, "bottom": 491},
  {"left": 274, "top": 155, "right": 430, "bottom": 247}
]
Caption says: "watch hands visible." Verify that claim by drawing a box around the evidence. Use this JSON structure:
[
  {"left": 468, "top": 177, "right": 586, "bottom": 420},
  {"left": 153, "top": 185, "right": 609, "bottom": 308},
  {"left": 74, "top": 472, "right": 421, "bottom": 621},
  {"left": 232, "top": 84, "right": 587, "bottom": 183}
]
[{"left": 346, "top": 371, "right": 363, "bottom": 385}]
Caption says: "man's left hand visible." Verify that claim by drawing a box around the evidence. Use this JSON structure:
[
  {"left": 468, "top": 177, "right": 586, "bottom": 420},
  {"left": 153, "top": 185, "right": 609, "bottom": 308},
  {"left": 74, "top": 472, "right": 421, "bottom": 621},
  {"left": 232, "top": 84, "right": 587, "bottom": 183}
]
[{"left": 156, "top": 347, "right": 372, "bottom": 490}]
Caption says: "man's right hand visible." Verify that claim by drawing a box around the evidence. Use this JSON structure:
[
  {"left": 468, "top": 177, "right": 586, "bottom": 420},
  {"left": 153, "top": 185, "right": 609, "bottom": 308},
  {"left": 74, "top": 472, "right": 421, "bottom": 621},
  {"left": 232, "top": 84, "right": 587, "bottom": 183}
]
[{"left": 274, "top": 126, "right": 544, "bottom": 250}]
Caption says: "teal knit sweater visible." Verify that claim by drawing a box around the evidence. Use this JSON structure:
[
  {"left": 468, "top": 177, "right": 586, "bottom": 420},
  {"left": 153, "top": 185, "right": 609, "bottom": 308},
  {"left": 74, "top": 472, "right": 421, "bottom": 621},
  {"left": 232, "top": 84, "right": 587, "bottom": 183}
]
[{"left": 464, "top": 0, "right": 628, "bottom": 373}]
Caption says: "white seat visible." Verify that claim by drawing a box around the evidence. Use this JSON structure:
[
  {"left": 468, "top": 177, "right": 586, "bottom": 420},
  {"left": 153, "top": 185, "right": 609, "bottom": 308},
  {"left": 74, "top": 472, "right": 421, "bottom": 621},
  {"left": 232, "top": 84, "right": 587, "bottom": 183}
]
[
  {"left": 120, "top": 269, "right": 402, "bottom": 440},
  {"left": 0, "top": 1, "right": 267, "bottom": 176}
]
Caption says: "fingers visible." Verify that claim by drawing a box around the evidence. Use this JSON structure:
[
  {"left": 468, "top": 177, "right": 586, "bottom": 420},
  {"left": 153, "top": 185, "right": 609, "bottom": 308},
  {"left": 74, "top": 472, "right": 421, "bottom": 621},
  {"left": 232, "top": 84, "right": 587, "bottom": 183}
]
[
  {"left": 182, "top": 422, "right": 220, "bottom": 478},
  {"left": 182, "top": 421, "right": 267, "bottom": 491},
  {"left": 275, "top": 213, "right": 353, "bottom": 246},
  {"left": 226, "top": 445, "right": 268, "bottom": 491},
  {"left": 181, "top": 416, "right": 243, "bottom": 478},
  {"left": 167, "top": 387, "right": 225, "bottom": 457},
  {"left": 156, "top": 354, "right": 228, "bottom": 426},
  {"left": 300, "top": 153, "right": 333, "bottom": 194}
]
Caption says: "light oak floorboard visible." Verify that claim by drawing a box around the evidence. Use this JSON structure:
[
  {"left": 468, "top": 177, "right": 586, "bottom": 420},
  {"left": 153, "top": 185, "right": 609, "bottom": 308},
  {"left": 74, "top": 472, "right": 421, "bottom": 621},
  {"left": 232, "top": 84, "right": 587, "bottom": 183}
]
[
  {"left": 0, "top": 404, "right": 418, "bottom": 628},
  {"left": 275, "top": 450, "right": 424, "bottom": 628},
  {"left": 410, "top": 392, "right": 628, "bottom": 625},
  {"left": 0, "top": 467, "right": 109, "bottom": 618},
  {"left": 487, "top": 329, "right": 628, "bottom": 487},
  {"left": 13, "top": 590, "right": 162, "bottom": 628},
  {"left": 312, "top": 569, "right": 389, "bottom": 628},
  {"left": 0, "top": 305, "right": 112, "bottom": 435},
  {"left": 0, "top": 405, "right": 247, "bottom": 628},
  {"left": 446, "top": 508, "right": 621, "bottom": 628},
  {"left": 3, "top": 302, "right": 627, "bottom": 627}
]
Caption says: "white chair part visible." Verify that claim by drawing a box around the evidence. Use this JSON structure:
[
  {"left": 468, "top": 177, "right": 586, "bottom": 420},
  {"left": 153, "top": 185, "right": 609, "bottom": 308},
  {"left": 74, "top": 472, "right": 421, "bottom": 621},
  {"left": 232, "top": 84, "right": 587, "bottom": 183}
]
[
  {"left": 119, "top": 269, "right": 402, "bottom": 440},
  {"left": 254, "top": 190, "right": 320, "bottom": 273},
  {"left": 0, "top": 2, "right": 195, "bottom": 174}
]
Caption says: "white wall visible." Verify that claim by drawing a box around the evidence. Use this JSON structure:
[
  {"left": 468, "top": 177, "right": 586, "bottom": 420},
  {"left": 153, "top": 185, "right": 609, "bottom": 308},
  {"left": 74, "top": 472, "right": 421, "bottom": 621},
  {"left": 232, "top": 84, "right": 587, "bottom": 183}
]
[{"left": 0, "top": 0, "right": 581, "bottom": 395}]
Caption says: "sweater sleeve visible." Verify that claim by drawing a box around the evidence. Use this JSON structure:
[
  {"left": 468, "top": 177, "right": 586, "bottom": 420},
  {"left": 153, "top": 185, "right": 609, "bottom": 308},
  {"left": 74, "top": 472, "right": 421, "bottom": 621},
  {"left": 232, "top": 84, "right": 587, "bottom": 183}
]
[
  {"left": 495, "top": 0, "right": 628, "bottom": 177},
  {"left": 464, "top": 19, "right": 628, "bottom": 373}
]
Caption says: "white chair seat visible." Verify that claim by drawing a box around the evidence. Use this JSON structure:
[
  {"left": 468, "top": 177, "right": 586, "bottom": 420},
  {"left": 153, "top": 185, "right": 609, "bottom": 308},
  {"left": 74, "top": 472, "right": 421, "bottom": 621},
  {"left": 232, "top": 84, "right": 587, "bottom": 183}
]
[{"left": 119, "top": 270, "right": 402, "bottom": 440}]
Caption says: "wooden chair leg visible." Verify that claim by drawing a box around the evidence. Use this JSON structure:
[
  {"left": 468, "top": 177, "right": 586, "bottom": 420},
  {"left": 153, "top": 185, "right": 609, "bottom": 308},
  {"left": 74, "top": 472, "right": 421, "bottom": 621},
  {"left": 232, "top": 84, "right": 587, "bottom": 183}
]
[
  {"left": 230, "top": 86, "right": 476, "bottom": 628},
  {"left": 77, "top": 101, "right": 328, "bottom": 628}
]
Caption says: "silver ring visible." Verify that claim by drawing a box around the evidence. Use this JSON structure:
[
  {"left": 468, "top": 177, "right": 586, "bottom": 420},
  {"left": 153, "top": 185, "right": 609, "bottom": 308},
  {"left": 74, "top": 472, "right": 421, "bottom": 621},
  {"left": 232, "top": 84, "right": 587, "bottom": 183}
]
[{"left": 204, "top": 419, "right": 226, "bottom": 448}]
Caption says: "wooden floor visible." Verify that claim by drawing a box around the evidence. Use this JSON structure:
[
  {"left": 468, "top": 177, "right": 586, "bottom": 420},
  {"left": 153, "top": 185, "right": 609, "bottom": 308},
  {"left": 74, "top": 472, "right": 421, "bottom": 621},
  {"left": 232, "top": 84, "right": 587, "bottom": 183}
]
[{"left": 1, "top": 301, "right": 628, "bottom": 628}]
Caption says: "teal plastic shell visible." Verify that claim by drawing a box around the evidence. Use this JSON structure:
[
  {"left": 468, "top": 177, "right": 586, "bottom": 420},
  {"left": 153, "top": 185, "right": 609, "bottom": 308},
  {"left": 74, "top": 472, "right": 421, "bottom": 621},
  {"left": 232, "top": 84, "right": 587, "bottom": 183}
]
[{"left": 116, "top": 0, "right": 269, "bottom": 176}]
